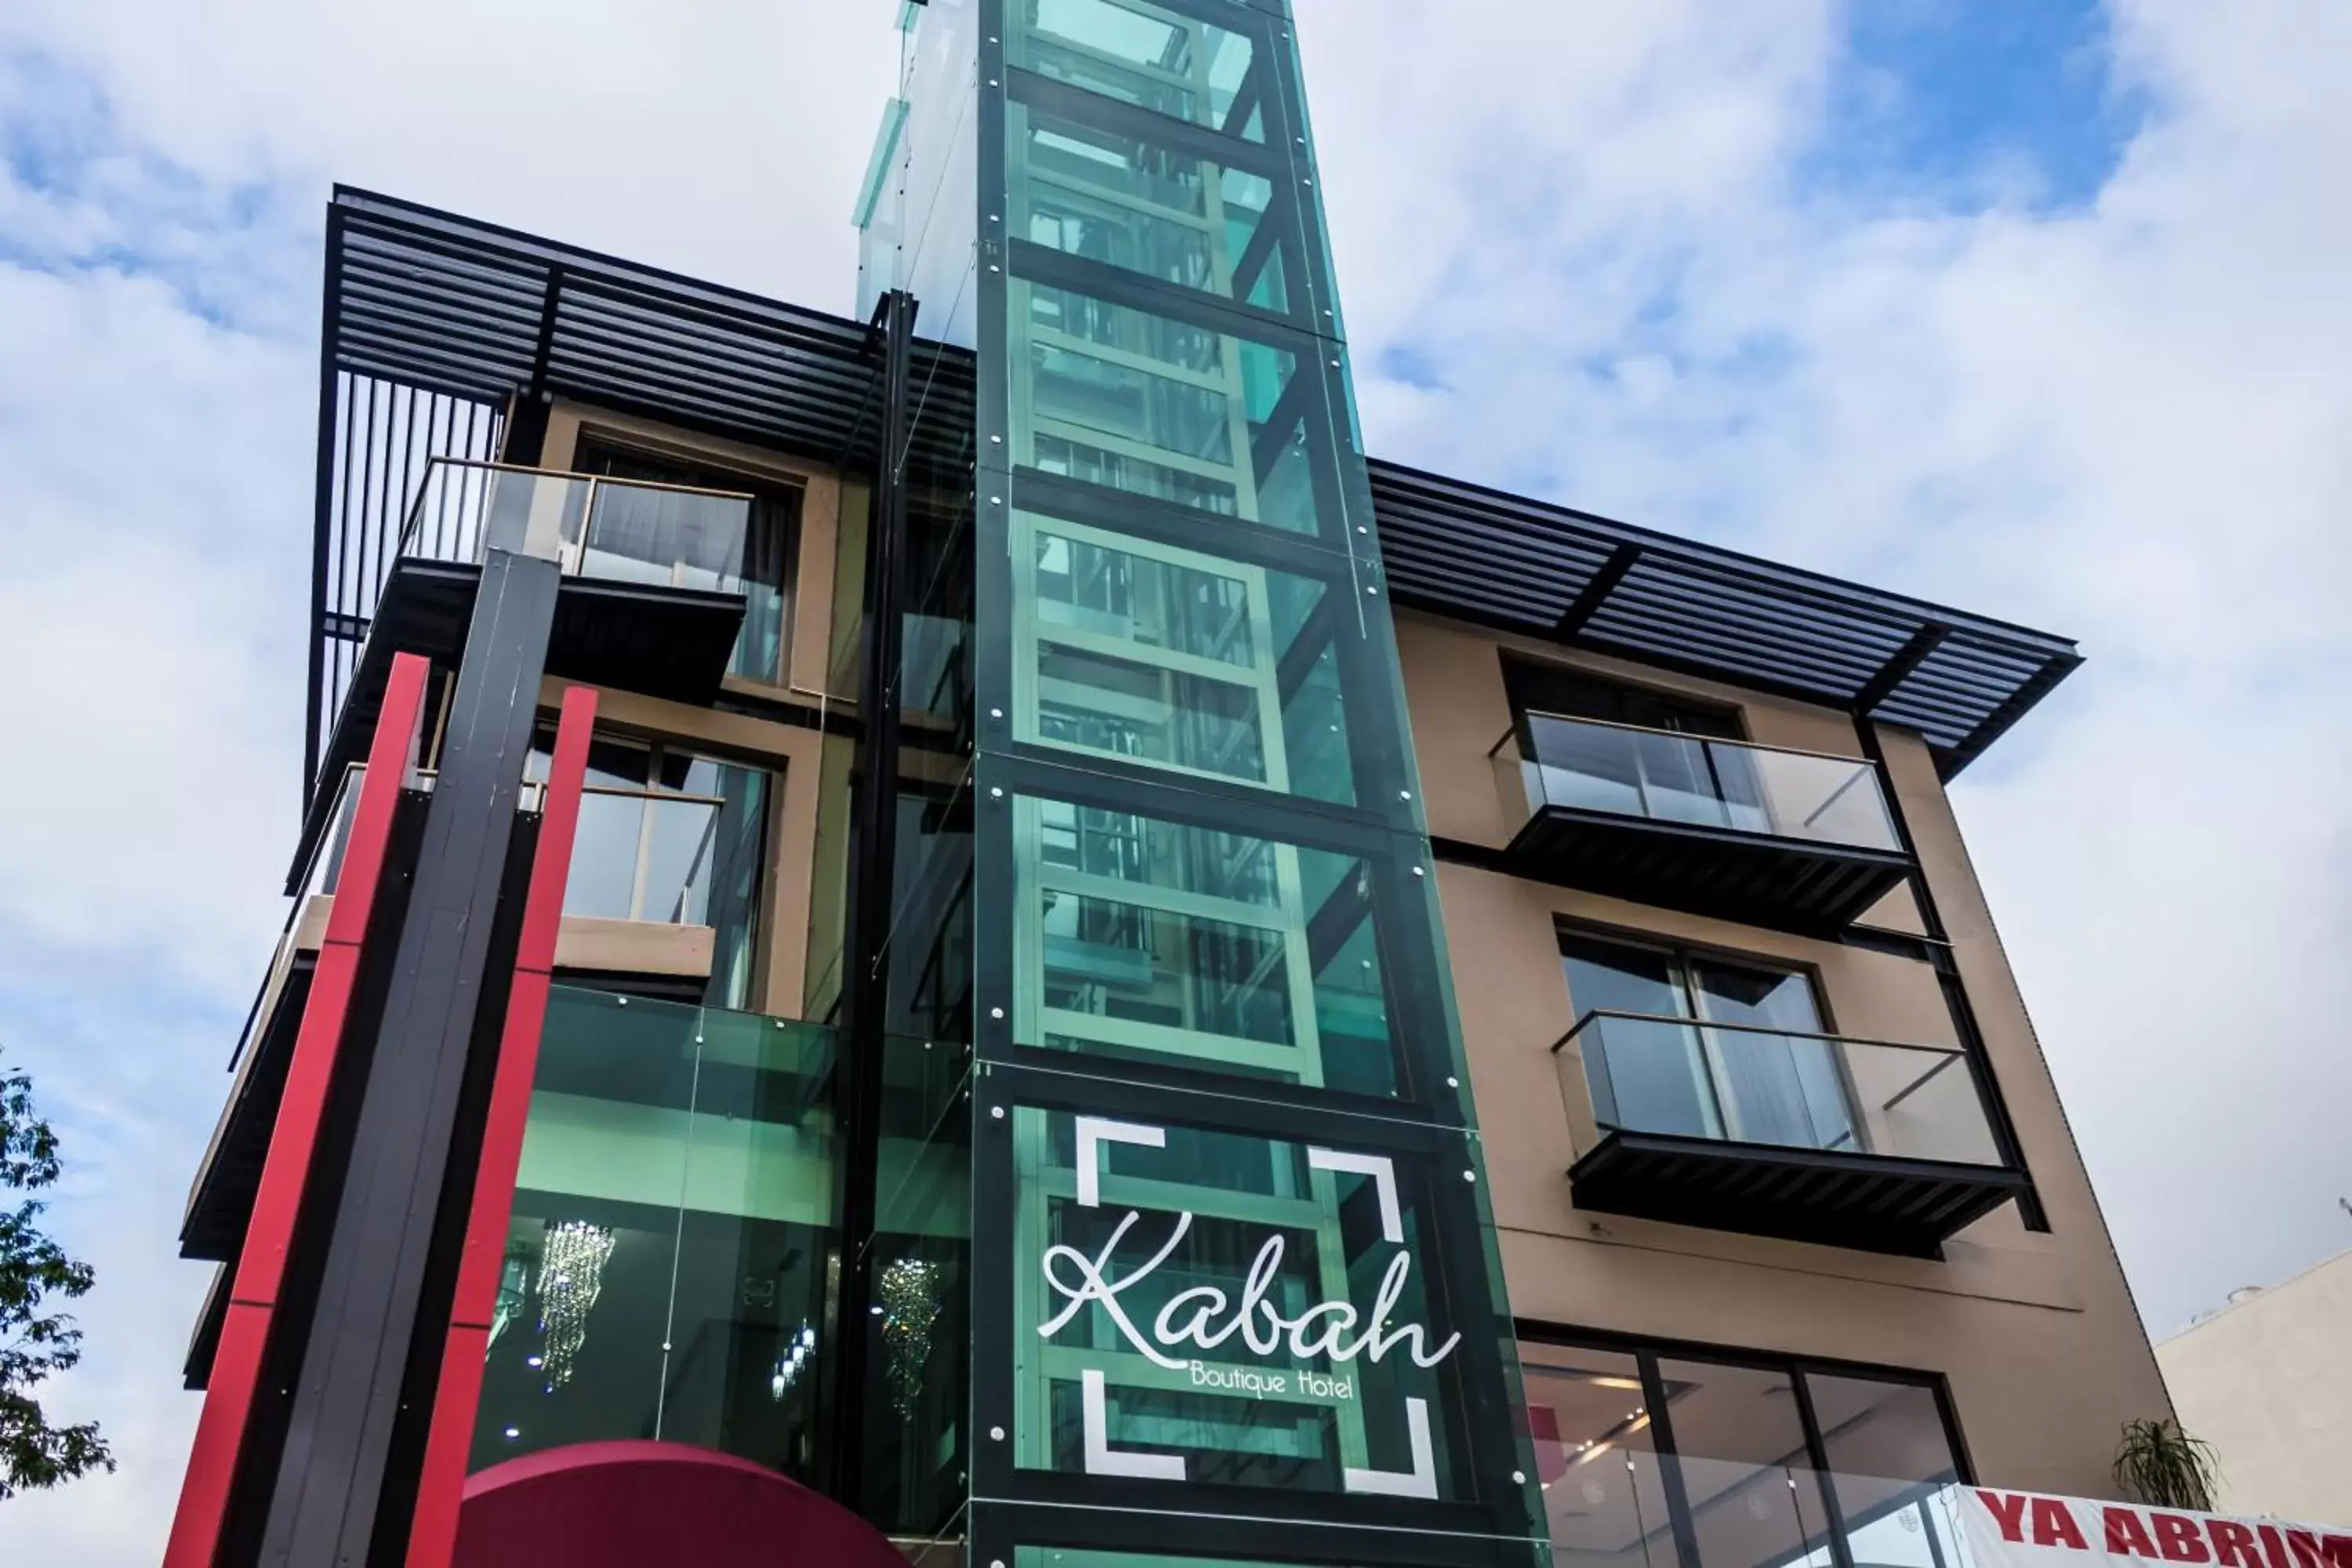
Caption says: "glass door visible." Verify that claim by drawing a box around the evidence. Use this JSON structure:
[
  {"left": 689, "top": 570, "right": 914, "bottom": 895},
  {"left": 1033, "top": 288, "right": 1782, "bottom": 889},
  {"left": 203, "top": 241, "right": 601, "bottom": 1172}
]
[
  {"left": 1560, "top": 935, "right": 1721, "bottom": 1139},
  {"left": 1689, "top": 963, "right": 1853, "bottom": 1152},
  {"left": 1562, "top": 936, "right": 1859, "bottom": 1152}
]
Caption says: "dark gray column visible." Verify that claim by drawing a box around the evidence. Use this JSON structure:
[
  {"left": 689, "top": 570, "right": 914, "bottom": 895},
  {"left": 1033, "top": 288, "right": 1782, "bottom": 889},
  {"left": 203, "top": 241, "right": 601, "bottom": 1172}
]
[{"left": 258, "top": 548, "right": 558, "bottom": 1566}]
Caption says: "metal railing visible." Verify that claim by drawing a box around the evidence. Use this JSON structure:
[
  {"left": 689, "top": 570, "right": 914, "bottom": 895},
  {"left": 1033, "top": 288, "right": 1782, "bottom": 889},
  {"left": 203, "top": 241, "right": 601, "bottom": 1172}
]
[
  {"left": 1553, "top": 1010, "right": 2003, "bottom": 1167},
  {"left": 295, "top": 761, "right": 439, "bottom": 900},
  {"left": 395, "top": 457, "right": 755, "bottom": 593},
  {"left": 299, "top": 763, "right": 722, "bottom": 929},
  {"left": 1493, "top": 711, "right": 1901, "bottom": 853}
]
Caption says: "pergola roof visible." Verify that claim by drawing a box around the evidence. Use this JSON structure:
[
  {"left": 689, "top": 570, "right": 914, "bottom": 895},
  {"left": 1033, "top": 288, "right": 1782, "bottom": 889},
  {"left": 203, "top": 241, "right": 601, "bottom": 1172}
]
[{"left": 310, "top": 187, "right": 2078, "bottom": 783}]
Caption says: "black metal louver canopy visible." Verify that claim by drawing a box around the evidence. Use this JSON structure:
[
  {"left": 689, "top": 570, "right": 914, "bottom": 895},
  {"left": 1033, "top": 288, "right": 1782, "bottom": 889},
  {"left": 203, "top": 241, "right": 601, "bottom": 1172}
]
[{"left": 310, "top": 187, "right": 2079, "bottom": 789}]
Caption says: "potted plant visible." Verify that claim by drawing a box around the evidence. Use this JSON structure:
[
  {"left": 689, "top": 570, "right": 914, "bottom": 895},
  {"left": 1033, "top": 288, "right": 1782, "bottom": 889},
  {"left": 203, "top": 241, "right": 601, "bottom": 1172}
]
[{"left": 2114, "top": 1417, "right": 2220, "bottom": 1512}]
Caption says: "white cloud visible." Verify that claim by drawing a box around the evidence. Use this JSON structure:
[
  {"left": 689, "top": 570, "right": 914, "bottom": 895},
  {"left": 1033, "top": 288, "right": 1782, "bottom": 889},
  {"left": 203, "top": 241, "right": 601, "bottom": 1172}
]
[
  {"left": 1, "top": 0, "right": 2347, "bottom": 1555},
  {"left": 1300, "top": 0, "right": 2352, "bottom": 1334}
]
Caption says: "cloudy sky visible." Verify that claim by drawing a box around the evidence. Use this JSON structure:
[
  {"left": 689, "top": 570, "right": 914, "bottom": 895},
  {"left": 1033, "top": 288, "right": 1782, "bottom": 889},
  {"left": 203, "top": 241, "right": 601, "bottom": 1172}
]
[{"left": 2, "top": 0, "right": 2347, "bottom": 1555}]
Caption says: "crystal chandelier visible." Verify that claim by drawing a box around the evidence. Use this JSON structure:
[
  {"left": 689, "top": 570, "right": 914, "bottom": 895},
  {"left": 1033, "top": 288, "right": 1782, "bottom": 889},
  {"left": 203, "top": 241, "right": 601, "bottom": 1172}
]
[
  {"left": 879, "top": 1257, "right": 943, "bottom": 1419},
  {"left": 535, "top": 1220, "right": 617, "bottom": 1392}
]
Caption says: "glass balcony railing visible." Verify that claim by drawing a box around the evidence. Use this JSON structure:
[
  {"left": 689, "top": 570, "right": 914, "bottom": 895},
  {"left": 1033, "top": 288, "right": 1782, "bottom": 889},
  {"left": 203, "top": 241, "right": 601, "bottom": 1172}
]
[
  {"left": 303, "top": 765, "right": 720, "bottom": 930},
  {"left": 1494, "top": 713, "right": 1901, "bottom": 854},
  {"left": 397, "top": 457, "right": 754, "bottom": 590},
  {"left": 1555, "top": 1011, "right": 2005, "bottom": 1167}
]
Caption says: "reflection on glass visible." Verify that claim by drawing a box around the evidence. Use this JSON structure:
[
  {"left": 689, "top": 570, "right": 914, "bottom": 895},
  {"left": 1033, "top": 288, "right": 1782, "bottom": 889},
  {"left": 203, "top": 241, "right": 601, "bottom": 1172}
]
[
  {"left": 1560, "top": 938, "right": 1864, "bottom": 1156},
  {"left": 572, "top": 443, "right": 797, "bottom": 684},
  {"left": 1014, "top": 277, "right": 1313, "bottom": 535},
  {"left": 1563, "top": 1014, "right": 2003, "bottom": 1167},
  {"left": 1810, "top": 1374, "right": 1963, "bottom": 1568},
  {"left": 1015, "top": 106, "right": 1287, "bottom": 312},
  {"left": 1527, "top": 1341, "right": 1976, "bottom": 1568},
  {"left": 863, "top": 1029, "right": 971, "bottom": 1536},
  {"left": 1013, "top": 513, "right": 1365, "bottom": 808},
  {"left": 1523, "top": 1346, "right": 1679, "bottom": 1568},
  {"left": 1014, "top": 795, "right": 1399, "bottom": 1095},
  {"left": 1654, "top": 1359, "right": 1836, "bottom": 1568},
  {"left": 1012, "top": 0, "right": 1265, "bottom": 140},
  {"left": 1513, "top": 715, "right": 1900, "bottom": 853},
  {"left": 470, "top": 988, "right": 836, "bottom": 1481},
  {"left": 528, "top": 731, "right": 771, "bottom": 1010}
]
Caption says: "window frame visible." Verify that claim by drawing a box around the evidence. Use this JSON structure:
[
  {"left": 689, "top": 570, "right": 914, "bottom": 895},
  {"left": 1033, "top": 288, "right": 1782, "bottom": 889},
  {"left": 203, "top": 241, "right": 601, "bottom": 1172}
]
[
  {"left": 1556, "top": 920, "right": 1860, "bottom": 1149},
  {"left": 1501, "top": 655, "right": 1751, "bottom": 743},
  {"left": 1555, "top": 922, "right": 1838, "bottom": 1034},
  {"left": 1516, "top": 1323, "right": 1976, "bottom": 1568}
]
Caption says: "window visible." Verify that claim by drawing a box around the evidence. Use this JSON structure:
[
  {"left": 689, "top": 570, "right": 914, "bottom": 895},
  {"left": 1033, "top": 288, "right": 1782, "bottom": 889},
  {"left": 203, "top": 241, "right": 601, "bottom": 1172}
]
[
  {"left": 1560, "top": 931, "right": 1854, "bottom": 1152},
  {"left": 574, "top": 439, "right": 803, "bottom": 685},
  {"left": 1504, "top": 663, "right": 1744, "bottom": 742},
  {"left": 1521, "top": 1335, "right": 1965, "bottom": 1568},
  {"left": 528, "top": 727, "right": 771, "bottom": 1011}
]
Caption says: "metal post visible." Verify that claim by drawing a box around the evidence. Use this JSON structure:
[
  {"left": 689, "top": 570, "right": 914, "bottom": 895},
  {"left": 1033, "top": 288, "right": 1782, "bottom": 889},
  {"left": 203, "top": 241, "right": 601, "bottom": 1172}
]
[
  {"left": 257, "top": 548, "right": 561, "bottom": 1566},
  {"left": 826, "top": 287, "right": 920, "bottom": 1508}
]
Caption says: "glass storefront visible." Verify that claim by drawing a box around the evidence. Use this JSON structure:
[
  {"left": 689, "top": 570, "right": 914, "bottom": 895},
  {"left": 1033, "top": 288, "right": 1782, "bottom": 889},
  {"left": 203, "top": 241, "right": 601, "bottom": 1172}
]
[
  {"left": 1521, "top": 1338, "right": 1967, "bottom": 1568},
  {"left": 469, "top": 986, "right": 837, "bottom": 1480}
]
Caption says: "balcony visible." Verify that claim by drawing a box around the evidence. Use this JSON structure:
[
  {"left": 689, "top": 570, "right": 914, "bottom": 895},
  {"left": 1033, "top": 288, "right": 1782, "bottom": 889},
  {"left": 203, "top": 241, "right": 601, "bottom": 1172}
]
[
  {"left": 1491, "top": 714, "right": 1911, "bottom": 932},
  {"left": 1555, "top": 1011, "right": 2027, "bottom": 1256},
  {"left": 389, "top": 456, "right": 754, "bottom": 688},
  {"left": 191, "top": 765, "right": 739, "bottom": 1271},
  {"left": 310, "top": 461, "right": 755, "bottom": 869}
]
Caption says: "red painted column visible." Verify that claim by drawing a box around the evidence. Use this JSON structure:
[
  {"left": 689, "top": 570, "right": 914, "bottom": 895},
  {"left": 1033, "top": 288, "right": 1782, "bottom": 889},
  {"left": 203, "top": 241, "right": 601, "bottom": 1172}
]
[
  {"left": 403, "top": 682, "right": 598, "bottom": 1568},
  {"left": 164, "top": 651, "right": 434, "bottom": 1568}
]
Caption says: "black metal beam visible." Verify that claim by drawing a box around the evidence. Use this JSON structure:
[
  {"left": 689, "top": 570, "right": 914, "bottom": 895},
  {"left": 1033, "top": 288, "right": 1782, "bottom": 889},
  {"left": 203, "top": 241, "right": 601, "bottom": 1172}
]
[
  {"left": 1853, "top": 622, "right": 1952, "bottom": 715},
  {"left": 1552, "top": 541, "right": 1642, "bottom": 637},
  {"left": 1851, "top": 716, "right": 2049, "bottom": 1232},
  {"left": 826, "top": 287, "right": 918, "bottom": 1506},
  {"left": 303, "top": 211, "right": 347, "bottom": 812}
]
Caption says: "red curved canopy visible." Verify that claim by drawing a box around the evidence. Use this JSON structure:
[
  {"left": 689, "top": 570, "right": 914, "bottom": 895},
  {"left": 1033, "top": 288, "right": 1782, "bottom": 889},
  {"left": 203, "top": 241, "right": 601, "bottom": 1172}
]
[{"left": 456, "top": 1441, "right": 909, "bottom": 1568}]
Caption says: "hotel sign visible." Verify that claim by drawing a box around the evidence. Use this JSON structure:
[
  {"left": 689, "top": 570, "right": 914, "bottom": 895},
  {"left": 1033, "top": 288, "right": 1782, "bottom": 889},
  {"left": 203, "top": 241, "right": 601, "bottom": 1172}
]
[{"left": 995, "top": 1098, "right": 1509, "bottom": 1507}]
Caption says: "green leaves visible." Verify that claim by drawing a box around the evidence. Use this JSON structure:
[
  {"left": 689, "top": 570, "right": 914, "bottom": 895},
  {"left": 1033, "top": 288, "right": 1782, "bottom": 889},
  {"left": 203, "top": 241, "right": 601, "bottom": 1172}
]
[
  {"left": 0, "top": 1050, "right": 114, "bottom": 1501},
  {"left": 2114, "top": 1417, "right": 2220, "bottom": 1513}
]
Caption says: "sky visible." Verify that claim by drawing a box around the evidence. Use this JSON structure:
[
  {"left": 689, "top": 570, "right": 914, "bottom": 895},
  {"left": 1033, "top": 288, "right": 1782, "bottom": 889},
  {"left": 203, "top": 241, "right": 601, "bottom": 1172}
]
[{"left": 2, "top": 0, "right": 2349, "bottom": 1556}]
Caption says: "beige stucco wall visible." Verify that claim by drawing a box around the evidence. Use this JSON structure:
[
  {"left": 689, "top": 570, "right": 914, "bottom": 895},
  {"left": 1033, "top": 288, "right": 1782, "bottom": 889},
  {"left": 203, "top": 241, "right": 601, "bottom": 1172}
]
[
  {"left": 1396, "top": 609, "right": 2172, "bottom": 1498},
  {"left": 2158, "top": 1250, "right": 2352, "bottom": 1523}
]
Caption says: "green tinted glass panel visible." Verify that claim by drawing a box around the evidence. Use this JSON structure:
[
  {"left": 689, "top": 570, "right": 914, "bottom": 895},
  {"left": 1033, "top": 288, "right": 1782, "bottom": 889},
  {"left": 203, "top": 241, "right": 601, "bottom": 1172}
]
[
  {"left": 1013, "top": 0, "right": 1264, "bottom": 140},
  {"left": 1014, "top": 108, "right": 1287, "bottom": 312},
  {"left": 1010, "top": 511, "right": 1368, "bottom": 808},
  {"left": 1014, "top": 279, "right": 1309, "bottom": 535},
  {"left": 1014, "top": 794, "right": 1400, "bottom": 1095},
  {"left": 470, "top": 989, "right": 835, "bottom": 1479}
]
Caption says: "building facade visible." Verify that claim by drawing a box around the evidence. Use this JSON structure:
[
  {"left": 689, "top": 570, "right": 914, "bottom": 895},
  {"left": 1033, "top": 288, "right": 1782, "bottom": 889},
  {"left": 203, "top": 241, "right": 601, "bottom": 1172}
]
[
  {"left": 2159, "top": 1249, "right": 2352, "bottom": 1524},
  {"left": 166, "top": 3, "right": 2171, "bottom": 1566}
]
